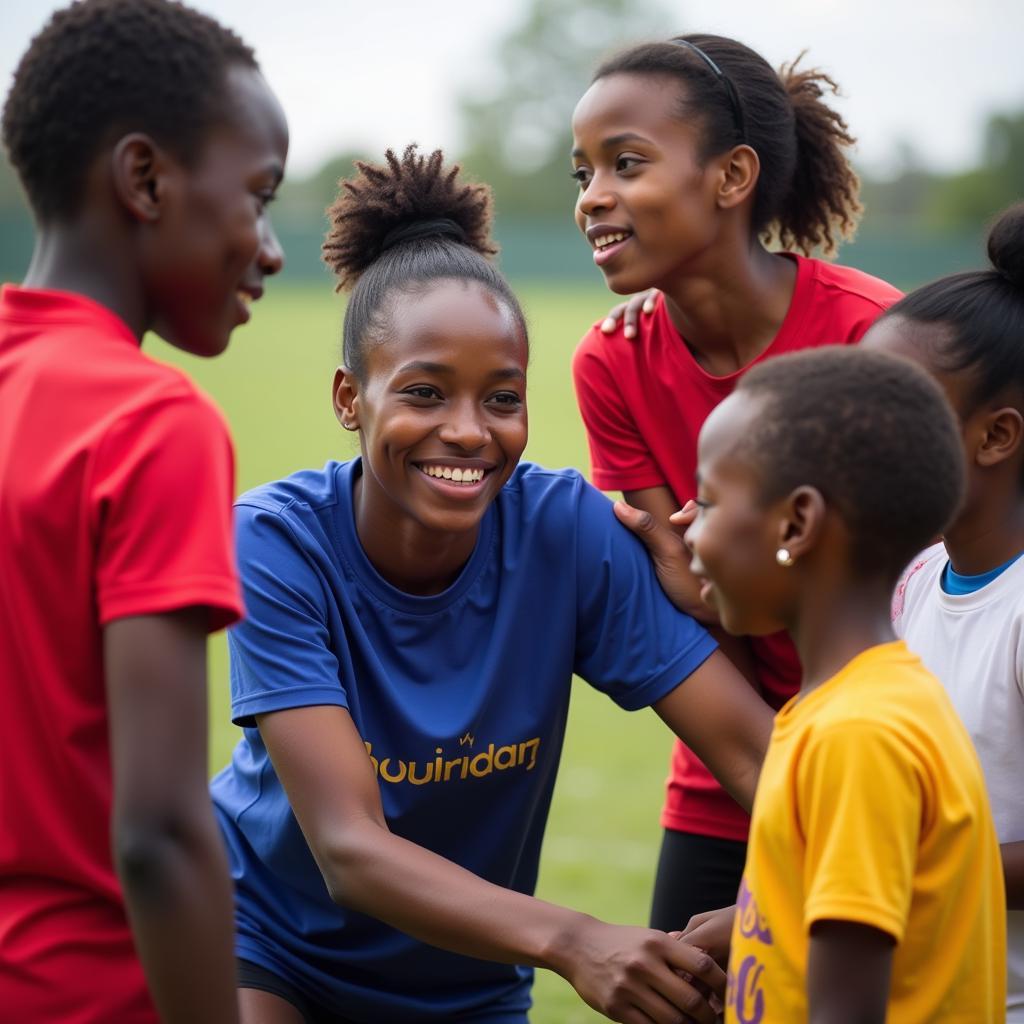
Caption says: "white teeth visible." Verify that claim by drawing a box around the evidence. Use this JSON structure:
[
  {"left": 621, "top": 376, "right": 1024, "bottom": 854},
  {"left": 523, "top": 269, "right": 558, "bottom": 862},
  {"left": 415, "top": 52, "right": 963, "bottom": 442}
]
[
  {"left": 594, "top": 231, "right": 629, "bottom": 249},
  {"left": 420, "top": 464, "right": 485, "bottom": 484},
  {"left": 236, "top": 290, "right": 252, "bottom": 305}
]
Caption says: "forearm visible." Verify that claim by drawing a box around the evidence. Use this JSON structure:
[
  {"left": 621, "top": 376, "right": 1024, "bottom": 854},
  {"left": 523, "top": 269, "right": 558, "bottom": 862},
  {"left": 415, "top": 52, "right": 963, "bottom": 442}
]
[
  {"left": 319, "top": 819, "right": 588, "bottom": 976},
  {"left": 1003, "top": 840, "right": 1024, "bottom": 909},
  {"left": 654, "top": 651, "right": 773, "bottom": 813},
  {"left": 116, "top": 806, "right": 238, "bottom": 1024}
]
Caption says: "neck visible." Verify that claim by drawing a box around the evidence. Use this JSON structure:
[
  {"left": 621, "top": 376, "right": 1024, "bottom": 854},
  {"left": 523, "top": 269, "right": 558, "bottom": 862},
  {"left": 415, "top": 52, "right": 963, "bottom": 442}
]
[
  {"left": 22, "top": 219, "right": 148, "bottom": 340},
  {"left": 944, "top": 488, "right": 1024, "bottom": 576},
  {"left": 788, "top": 577, "right": 896, "bottom": 696},
  {"left": 659, "top": 241, "right": 797, "bottom": 376},
  {"left": 352, "top": 472, "right": 480, "bottom": 596}
]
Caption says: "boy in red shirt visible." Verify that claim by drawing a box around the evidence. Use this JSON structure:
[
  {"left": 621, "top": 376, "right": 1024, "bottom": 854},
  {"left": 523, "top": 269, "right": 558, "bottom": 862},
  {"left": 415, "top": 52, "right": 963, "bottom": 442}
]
[{"left": 0, "top": 2, "right": 287, "bottom": 1021}]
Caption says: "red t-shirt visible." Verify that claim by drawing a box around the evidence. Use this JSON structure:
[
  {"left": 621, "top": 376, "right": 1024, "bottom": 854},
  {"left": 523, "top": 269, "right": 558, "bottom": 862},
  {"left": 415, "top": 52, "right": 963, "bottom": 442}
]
[
  {"left": 572, "top": 255, "right": 902, "bottom": 841},
  {"left": 0, "top": 286, "right": 244, "bottom": 1022}
]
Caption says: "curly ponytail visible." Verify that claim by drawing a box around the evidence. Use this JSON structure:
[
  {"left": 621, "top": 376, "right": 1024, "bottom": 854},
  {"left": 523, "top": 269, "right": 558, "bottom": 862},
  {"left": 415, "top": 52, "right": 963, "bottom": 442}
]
[
  {"left": 776, "top": 55, "right": 861, "bottom": 255},
  {"left": 594, "top": 35, "right": 863, "bottom": 256}
]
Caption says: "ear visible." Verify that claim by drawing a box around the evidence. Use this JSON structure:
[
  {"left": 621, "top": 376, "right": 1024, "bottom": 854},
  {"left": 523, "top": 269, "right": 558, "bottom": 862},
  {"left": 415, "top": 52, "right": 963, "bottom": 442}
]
[
  {"left": 110, "top": 133, "right": 173, "bottom": 223},
  {"left": 716, "top": 145, "right": 760, "bottom": 212},
  {"left": 777, "top": 485, "right": 827, "bottom": 562},
  {"left": 332, "top": 366, "right": 361, "bottom": 432},
  {"left": 976, "top": 406, "right": 1024, "bottom": 468}
]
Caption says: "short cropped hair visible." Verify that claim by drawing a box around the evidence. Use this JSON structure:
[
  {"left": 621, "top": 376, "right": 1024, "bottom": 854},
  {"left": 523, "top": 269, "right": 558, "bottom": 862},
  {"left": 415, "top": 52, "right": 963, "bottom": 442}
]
[
  {"left": 735, "top": 347, "right": 965, "bottom": 575},
  {"left": 2, "top": 0, "right": 256, "bottom": 223}
]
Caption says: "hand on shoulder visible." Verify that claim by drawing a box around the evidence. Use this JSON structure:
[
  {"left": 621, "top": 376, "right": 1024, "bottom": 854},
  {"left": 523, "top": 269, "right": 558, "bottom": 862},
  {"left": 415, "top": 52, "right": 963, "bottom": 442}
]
[{"left": 600, "top": 290, "right": 659, "bottom": 339}]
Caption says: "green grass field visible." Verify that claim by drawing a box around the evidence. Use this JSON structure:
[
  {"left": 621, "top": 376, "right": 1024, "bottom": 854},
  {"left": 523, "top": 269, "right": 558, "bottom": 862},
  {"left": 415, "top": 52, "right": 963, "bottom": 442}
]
[{"left": 153, "top": 281, "right": 679, "bottom": 1023}]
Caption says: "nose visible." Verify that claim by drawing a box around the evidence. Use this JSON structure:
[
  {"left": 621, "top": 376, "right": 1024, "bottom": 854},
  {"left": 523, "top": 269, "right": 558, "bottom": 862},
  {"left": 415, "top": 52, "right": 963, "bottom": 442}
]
[
  {"left": 576, "top": 170, "right": 616, "bottom": 220},
  {"left": 437, "top": 399, "right": 490, "bottom": 451},
  {"left": 257, "top": 215, "right": 285, "bottom": 277}
]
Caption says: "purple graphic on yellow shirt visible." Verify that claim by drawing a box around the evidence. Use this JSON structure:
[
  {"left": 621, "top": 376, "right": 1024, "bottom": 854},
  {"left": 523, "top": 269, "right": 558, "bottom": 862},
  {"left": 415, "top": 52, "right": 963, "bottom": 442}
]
[
  {"left": 727, "top": 877, "right": 770, "bottom": 1023},
  {"left": 736, "top": 876, "right": 773, "bottom": 945}
]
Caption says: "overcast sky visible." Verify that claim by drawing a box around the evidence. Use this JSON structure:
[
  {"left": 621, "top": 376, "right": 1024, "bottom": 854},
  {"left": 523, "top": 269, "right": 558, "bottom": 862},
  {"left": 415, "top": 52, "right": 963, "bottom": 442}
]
[{"left": 4, "top": 0, "right": 1023, "bottom": 180}]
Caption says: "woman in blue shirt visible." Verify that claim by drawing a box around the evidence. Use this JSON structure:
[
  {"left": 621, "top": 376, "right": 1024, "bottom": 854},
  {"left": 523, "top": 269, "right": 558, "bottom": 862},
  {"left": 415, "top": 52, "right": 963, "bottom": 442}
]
[{"left": 211, "top": 145, "right": 772, "bottom": 1024}]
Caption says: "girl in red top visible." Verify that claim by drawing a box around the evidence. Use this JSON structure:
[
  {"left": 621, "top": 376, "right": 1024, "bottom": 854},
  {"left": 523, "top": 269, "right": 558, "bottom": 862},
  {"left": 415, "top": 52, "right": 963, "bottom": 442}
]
[{"left": 570, "top": 34, "right": 902, "bottom": 930}]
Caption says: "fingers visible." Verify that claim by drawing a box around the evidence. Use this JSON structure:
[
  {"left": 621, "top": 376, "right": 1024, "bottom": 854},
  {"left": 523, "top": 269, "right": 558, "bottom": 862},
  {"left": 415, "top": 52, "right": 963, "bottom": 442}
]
[
  {"left": 613, "top": 501, "right": 680, "bottom": 558},
  {"left": 600, "top": 302, "right": 631, "bottom": 334},
  {"left": 667, "top": 501, "right": 699, "bottom": 530},
  {"left": 619, "top": 985, "right": 713, "bottom": 1024},
  {"left": 664, "top": 940, "right": 728, "bottom": 997},
  {"left": 621, "top": 294, "right": 645, "bottom": 339},
  {"left": 680, "top": 907, "right": 719, "bottom": 936},
  {"left": 599, "top": 290, "right": 660, "bottom": 339}
]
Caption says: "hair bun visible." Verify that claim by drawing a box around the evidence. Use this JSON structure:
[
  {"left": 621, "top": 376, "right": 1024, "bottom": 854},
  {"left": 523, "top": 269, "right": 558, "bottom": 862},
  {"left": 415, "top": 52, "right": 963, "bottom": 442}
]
[
  {"left": 322, "top": 145, "right": 496, "bottom": 290},
  {"left": 987, "top": 202, "right": 1024, "bottom": 289},
  {"left": 380, "top": 217, "right": 467, "bottom": 253}
]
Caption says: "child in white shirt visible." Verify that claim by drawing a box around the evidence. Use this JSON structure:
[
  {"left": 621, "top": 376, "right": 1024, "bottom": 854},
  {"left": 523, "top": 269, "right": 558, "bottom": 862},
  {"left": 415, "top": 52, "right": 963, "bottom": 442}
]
[{"left": 864, "top": 201, "right": 1024, "bottom": 1021}]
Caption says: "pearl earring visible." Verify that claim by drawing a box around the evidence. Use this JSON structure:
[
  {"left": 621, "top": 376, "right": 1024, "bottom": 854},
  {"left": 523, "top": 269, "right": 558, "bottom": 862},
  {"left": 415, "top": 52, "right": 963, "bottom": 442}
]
[
  {"left": 342, "top": 421, "right": 357, "bottom": 431},
  {"left": 776, "top": 548, "right": 794, "bottom": 567}
]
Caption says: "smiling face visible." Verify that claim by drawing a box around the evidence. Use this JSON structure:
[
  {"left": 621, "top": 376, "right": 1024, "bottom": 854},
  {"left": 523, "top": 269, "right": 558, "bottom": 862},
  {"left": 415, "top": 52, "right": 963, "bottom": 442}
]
[
  {"left": 147, "top": 64, "right": 288, "bottom": 357},
  {"left": 684, "top": 393, "right": 796, "bottom": 636},
  {"left": 337, "top": 278, "right": 529, "bottom": 539},
  {"left": 571, "top": 72, "right": 723, "bottom": 295}
]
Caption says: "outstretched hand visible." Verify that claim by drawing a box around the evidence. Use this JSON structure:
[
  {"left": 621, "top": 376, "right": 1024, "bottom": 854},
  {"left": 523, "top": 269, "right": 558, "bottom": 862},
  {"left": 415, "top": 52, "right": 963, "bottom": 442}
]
[
  {"left": 613, "top": 500, "right": 715, "bottom": 623},
  {"left": 600, "top": 290, "right": 659, "bottom": 340}
]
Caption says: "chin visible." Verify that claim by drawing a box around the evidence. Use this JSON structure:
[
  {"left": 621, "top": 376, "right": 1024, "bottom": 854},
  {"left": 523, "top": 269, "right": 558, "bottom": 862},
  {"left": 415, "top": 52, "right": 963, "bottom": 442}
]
[
  {"left": 157, "top": 321, "right": 231, "bottom": 359},
  {"left": 601, "top": 268, "right": 648, "bottom": 297}
]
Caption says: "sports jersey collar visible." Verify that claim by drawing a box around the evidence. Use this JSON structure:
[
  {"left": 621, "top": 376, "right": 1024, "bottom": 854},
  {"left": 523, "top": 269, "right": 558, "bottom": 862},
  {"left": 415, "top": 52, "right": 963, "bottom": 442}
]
[
  {"left": 934, "top": 546, "right": 1024, "bottom": 612},
  {"left": 0, "top": 285, "right": 139, "bottom": 348},
  {"left": 773, "top": 640, "right": 912, "bottom": 730},
  {"left": 332, "top": 457, "right": 498, "bottom": 616},
  {"left": 656, "top": 253, "right": 811, "bottom": 388}
]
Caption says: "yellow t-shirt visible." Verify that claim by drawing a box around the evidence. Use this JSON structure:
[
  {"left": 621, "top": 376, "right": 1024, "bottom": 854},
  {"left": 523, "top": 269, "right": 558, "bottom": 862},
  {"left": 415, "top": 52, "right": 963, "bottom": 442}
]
[{"left": 727, "top": 641, "right": 1006, "bottom": 1023}]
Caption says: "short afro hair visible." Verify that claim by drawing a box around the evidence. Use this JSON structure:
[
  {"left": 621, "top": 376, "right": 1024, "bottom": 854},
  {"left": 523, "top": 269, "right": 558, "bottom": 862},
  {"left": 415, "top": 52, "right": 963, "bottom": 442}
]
[
  {"left": 735, "top": 347, "right": 965, "bottom": 576},
  {"left": 2, "top": 0, "right": 257, "bottom": 223},
  {"left": 323, "top": 145, "right": 527, "bottom": 381}
]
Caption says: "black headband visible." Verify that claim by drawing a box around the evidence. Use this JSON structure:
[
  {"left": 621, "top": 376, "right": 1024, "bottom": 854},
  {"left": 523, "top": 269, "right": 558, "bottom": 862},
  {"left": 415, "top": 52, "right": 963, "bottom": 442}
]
[
  {"left": 380, "top": 217, "right": 467, "bottom": 253},
  {"left": 670, "top": 38, "right": 747, "bottom": 146}
]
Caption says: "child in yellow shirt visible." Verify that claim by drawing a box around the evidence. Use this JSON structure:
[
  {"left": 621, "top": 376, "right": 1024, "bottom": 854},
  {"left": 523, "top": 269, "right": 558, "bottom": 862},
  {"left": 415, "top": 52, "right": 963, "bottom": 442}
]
[{"left": 681, "top": 347, "right": 1006, "bottom": 1022}]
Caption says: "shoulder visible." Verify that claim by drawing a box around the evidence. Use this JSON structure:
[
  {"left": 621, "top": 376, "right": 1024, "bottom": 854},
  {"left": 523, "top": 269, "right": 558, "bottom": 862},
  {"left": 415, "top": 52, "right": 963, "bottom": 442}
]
[
  {"left": 232, "top": 464, "right": 352, "bottom": 588},
  {"left": 237, "top": 461, "right": 347, "bottom": 520},
  {"left": 573, "top": 297, "right": 662, "bottom": 371},
  {"left": 500, "top": 462, "right": 591, "bottom": 513},
  {"left": 92, "top": 366, "right": 234, "bottom": 494},
  {"left": 103, "top": 355, "right": 232, "bottom": 453},
  {"left": 499, "top": 463, "right": 615, "bottom": 547},
  {"left": 804, "top": 256, "right": 903, "bottom": 308},
  {"left": 814, "top": 646, "right": 952, "bottom": 745},
  {"left": 892, "top": 543, "right": 945, "bottom": 623}
]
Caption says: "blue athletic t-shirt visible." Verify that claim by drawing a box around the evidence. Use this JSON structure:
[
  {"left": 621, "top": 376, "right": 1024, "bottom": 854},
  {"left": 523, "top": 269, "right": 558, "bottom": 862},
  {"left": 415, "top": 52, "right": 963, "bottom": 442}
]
[{"left": 210, "top": 459, "right": 716, "bottom": 1023}]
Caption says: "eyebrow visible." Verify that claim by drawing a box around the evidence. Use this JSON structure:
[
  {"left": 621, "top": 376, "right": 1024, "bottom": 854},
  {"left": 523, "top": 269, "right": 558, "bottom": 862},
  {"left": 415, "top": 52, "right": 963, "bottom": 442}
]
[
  {"left": 571, "top": 132, "right": 653, "bottom": 159},
  {"left": 396, "top": 360, "right": 526, "bottom": 382}
]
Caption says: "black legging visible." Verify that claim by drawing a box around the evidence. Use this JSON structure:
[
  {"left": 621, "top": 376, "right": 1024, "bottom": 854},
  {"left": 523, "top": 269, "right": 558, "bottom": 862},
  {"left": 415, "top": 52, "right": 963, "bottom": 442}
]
[{"left": 648, "top": 829, "right": 748, "bottom": 932}]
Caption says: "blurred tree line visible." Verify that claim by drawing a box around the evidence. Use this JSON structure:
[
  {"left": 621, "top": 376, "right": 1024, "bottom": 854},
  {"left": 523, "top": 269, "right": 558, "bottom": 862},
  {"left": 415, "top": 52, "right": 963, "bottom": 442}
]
[{"left": 1, "top": 0, "right": 1021, "bottom": 284}]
